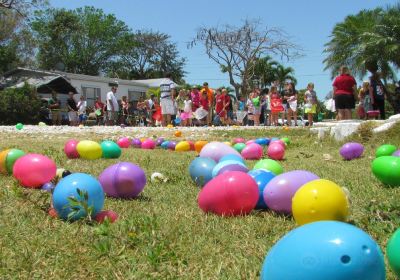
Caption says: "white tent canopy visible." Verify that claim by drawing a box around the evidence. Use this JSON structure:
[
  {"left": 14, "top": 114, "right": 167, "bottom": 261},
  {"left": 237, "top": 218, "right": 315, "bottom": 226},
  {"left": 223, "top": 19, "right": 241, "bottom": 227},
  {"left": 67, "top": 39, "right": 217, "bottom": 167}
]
[{"left": 134, "top": 78, "right": 178, "bottom": 88}]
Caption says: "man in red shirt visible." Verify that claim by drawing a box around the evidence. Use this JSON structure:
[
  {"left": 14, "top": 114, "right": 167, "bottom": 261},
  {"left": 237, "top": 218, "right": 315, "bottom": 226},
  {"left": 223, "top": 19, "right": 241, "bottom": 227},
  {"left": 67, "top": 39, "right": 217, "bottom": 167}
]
[{"left": 332, "top": 66, "right": 357, "bottom": 120}]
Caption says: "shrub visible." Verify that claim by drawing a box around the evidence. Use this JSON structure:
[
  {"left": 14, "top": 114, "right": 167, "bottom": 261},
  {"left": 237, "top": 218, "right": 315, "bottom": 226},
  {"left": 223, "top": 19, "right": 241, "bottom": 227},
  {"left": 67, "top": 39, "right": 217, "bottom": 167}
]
[{"left": 0, "top": 83, "right": 42, "bottom": 125}]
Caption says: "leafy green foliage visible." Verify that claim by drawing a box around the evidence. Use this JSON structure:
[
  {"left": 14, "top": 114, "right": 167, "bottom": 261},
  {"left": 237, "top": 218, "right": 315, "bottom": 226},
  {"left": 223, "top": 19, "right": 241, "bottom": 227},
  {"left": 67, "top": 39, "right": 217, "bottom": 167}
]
[
  {"left": 0, "top": 83, "right": 41, "bottom": 124},
  {"left": 66, "top": 188, "right": 94, "bottom": 222}
]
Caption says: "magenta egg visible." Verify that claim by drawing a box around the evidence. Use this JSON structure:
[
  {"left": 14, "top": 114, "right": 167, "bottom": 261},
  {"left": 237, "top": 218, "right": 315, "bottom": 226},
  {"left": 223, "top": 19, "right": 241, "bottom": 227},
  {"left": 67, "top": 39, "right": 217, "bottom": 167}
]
[
  {"left": 241, "top": 143, "right": 263, "bottom": 160},
  {"left": 198, "top": 171, "right": 259, "bottom": 216},
  {"left": 263, "top": 170, "right": 319, "bottom": 214},
  {"left": 246, "top": 139, "right": 256, "bottom": 145},
  {"left": 117, "top": 137, "right": 131, "bottom": 148},
  {"left": 267, "top": 143, "right": 285, "bottom": 160},
  {"left": 13, "top": 154, "right": 57, "bottom": 188},
  {"left": 233, "top": 138, "right": 246, "bottom": 144},
  {"left": 64, "top": 139, "right": 80, "bottom": 159},
  {"left": 142, "top": 139, "right": 156, "bottom": 149},
  {"left": 339, "top": 142, "right": 364, "bottom": 160}
]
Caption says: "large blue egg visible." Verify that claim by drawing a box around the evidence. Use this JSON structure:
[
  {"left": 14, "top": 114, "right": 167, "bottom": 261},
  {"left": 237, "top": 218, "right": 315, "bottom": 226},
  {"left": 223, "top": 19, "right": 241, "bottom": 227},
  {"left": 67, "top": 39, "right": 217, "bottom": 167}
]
[
  {"left": 219, "top": 154, "right": 245, "bottom": 164},
  {"left": 261, "top": 221, "right": 385, "bottom": 280},
  {"left": 189, "top": 157, "right": 217, "bottom": 187},
  {"left": 52, "top": 173, "right": 105, "bottom": 221},
  {"left": 161, "top": 141, "right": 170, "bottom": 149},
  {"left": 248, "top": 169, "right": 275, "bottom": 209}
]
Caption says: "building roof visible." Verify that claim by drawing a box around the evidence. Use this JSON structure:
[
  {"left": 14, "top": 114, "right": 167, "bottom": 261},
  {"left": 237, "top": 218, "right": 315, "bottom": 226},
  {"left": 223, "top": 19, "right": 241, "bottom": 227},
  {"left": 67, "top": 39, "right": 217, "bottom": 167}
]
[{"left": 134, "top": 78, "right": 179, "bottom": 88}]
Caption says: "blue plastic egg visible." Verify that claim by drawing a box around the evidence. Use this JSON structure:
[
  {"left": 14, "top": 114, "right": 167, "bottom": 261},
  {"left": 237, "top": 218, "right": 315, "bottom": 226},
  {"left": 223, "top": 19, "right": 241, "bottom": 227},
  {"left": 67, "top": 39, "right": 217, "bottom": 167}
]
[
  {"left": 161, "top": 141, "right": 170, "bottom": 149},
  {"left": 42, "top": 182, "right": 55, "bottom": 193},
  {"left": 255, "top": 138, "right": 269, "bottom": 146},
  {"left": 261, "top": 221, "right": 385, "bottom": 280},
  {"left": 189, "top": 157, "right": 217, "bottom": 187},
  {"left": 248, "top": 169, "right": 275, "bottom": 209},
  {"left": 219, "top": 154, "right": 245, "bottom": 164},
  {"left": 52, "top": 173, "right": 105, "bottom": 221}
]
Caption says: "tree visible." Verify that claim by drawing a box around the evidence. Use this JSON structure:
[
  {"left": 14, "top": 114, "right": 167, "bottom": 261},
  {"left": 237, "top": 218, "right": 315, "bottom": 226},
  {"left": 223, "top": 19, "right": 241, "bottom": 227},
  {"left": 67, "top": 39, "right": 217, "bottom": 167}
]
[
  {"left": 253, "top": 56, "right": 279, "bottom": 89},
  {"left": 324, "top": 5, "right": 400, "bottom": 111},
  {"left": 273, "top": 65, "right": 297, "bottom": 92},
  {"left": 0, "top": 0, "right": 47, "bottom": 16},
  {"left": 108, "top": 30, "right": 186, "bottom": 83},
  {"left": 189, "top": 19, "right": 299, "bottom": 97},
  {"left": 31, "top": 6, "right": 132, "bottom": 75}
]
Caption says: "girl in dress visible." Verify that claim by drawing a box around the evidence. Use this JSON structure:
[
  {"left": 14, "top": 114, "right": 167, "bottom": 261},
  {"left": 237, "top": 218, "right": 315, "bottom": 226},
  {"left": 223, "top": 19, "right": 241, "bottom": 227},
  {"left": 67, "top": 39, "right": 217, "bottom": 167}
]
[
  {"left": 181, "top": 93, "right": 192, "bottom": 126},
  {"left": 269, "top": 86, "right": 284, "bottom": 126},
  {"left": 304, "top": 83, "right": 318, "bottom": 126}
]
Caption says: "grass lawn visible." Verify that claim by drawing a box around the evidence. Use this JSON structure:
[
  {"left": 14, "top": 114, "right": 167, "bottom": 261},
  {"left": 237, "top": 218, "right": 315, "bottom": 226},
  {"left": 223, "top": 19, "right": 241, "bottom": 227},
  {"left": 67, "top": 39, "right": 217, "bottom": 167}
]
[{"left": 0, "top": 123, "right": 400, "bottom": 279}]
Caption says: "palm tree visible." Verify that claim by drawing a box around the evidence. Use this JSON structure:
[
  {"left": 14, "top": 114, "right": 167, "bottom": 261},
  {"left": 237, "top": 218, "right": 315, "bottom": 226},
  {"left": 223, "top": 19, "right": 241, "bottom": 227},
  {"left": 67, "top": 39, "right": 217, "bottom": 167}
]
[
  {"left": 253, "top": 56, "right": 279, "bottom": 88},
  {"left": 273, "top": 65, "right": 297, "bottom": 92}
]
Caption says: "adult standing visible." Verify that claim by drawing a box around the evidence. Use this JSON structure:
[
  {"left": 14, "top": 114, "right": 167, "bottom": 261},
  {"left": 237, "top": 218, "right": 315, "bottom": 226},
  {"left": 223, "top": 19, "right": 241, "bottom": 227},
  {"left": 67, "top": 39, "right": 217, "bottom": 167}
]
[
  {"left": 48, "top": 91, "right": 61, "bottom": 125},
  {"left": 332, "top": 66, "right": 357, "bottom": 120},
  {"left": 282, "top": 82, "right": 298, "bottom": 126},
  {"left": 66, "top": 91, "right": 78, "bottom": 126},
  {"left": 201, "top": 82, "right": 214, "bottom": 125},
  {"left": 106, "top": 86, "right": 119, "bottom": 126},
  {"left": 159, "top": 73, "right": 176, "bottom": 126},
  {"left": 369, "top": 68, "right": 386, "bottom": 120}
]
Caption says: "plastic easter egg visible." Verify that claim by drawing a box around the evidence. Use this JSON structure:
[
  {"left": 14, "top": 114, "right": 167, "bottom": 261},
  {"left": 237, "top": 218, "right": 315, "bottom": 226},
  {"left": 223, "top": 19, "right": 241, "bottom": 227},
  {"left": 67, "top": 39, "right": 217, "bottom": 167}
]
[
  {"left": 211, "top": 160, "right": 248, "bottom": 178},
  {"left": 13, "top": 154, "right": 57, "bottom": 188},
  {"left": 253, "top": 159, "right": 283, "bottom": 175},
  {"left": 233, "top": 138, "right": 245, "bottom": 144},
  {"left": 219, "top": 154, "right": 245, "bottom": 164},
  {"left": 131, "top": 138, "right": 142, "bottom": 148},
  {"left": 0, "top": 149, "right": 10, "bottom": 174},
  {"left": 339, "top": 142, "right": 364, "bottom": 160},
  {"left": 41, "top": 182, "right": 55, "bottom": 192},
  {"left": 248, "top": 169, "right": 275, "bottom": 209},
  {"left": 387, "top": 228, "right": 400, "bottom": 278},
  {"left": 100, "top": 140, "right": 121, "bottom": 159},
  {"left": 52, "top": 173, "right": 104, "bottom": 221},
  {"left": 270, "top": 139, "right": 286, "bottom": 148},
  {"left": 5, "top": 149, "right": 25, "bottom": 174},
  {"left": 233, "top": 143, "right": 246, "bottom": 153},
  {"left": 261, "top": 221, "right": 385, "bottom": 280},
  {"left": 280, "top": 137, "right": 290, "bottom": 145},
  {"left": 393, "top": 150, "right": 400, "bottom": 157},
  {"left": 255, "top": 138, "right": 269, "bottom": 146},
  {"left": 161, "top": 141, "right": 170, "bottom": 149},
  {"left": 198, "top": 171, "right": 259, "bottom": 216},
  {"left": 223, "top": 141, "right": 232, "bottom": 146},
  {"left": 174, "top": 130, "right": 182, "bottom": 137},
  {"left": 292, "top": 179, "right": 350, "bottom": 225},
  {"left": 263, "top": 170, "right": 319, "bottom": 214},
  {"left": 167, "top": 141, "right": 177, "bottom": 150},
  {"left": 194, "top": 140, "right": 208, "bottom": 153},
  {"left": 200, "top": 142, "right": 241, "bottom": 162},
  {"left": 267, "top": 143, "right": 285, "bottom": 160},
  {"left": 142, "top": 139, "right": 156, "bottom": 150},
  {"left": 15, "top": 123, "right": 23, "bottom": 130},
  {"left": 76, "top": 140, "right": 102, "bottom": 160},
  {"left": 117, "top": 137, "right": 131, "bottom": 148},
  {"left": 175, "top": 141, "right": 191, "bottom": 152},
  {"left": 376, "top": 144, "right": 397, "bottom": 158},
  {"left": 246, "top": 139, "right": 256, "bottom": 145},
  {"left": 98, "top": 162, "right": 146, "bottom": 199},
  {"left": 64, "top": 139, "right": 80, "bottom": 159},
  {"left": 189, "top": 157, "right": 217, "bottom": 187},
  {"left": 371, "top": 156, "right": 400, "bottom": 186},
  {"left": 241, "top": 143, "right": 263, "bottom": 160},
  {"left": 156, "top": 137, "right": 164, "bottom": 146},
  {"left": 95, "top": 210, "right": 118, "bottom": 223},
  {"left": 188, "top": 141, "right": 195, "bottom": 151}
]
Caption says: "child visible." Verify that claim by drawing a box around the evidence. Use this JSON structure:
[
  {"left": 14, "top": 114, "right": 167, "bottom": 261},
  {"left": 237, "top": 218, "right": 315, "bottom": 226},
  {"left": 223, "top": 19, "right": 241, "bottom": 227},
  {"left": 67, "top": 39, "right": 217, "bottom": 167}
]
[
  {"left": 181, "top": 94, "right": 192, "bottom": 127},
  {"left": 269, "top": 86, "right": 284, "bottom": 126},
  {"left": 304, "top": 82, "right": 318, "bottom": 126},
  {"left": 236, "top": 96, "right": 247, "bottom": 125},
  {"left": 199, "top": 91, "right": 209, "bottom": 125},
  {"left": 77, "top": 95, "right": 87, "bottom": 125}
]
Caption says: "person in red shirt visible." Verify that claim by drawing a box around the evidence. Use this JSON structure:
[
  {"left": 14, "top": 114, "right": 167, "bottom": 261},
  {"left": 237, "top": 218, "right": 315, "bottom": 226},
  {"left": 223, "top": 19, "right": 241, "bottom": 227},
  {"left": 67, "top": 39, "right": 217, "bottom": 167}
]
[
  {"left": 332, "top": 66, "right": 357, "bottom": 120},
  {"left": 215, "top": 88, "right": 229, "bottom": 125}
]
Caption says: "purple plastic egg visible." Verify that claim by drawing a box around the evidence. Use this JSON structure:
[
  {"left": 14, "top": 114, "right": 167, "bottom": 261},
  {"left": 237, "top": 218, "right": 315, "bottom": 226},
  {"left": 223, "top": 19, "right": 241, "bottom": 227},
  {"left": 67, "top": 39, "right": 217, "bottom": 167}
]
[
  {"left": 156, "top": 137, "right": 165, "bottom": 146},
  {"left": 98, "top": 162, "right": 146, "bottom": 199},
  {"left": 339, "top": 142, "right": 364, "bottom": 160},
  {"left": 393, "top": 150, "right": 400, "bottom": 157},
  {"left": 168, "top": 141, "right": 177, "bottom": 150},
  {"left": 131, "top": 138, "right": 142, "bottom": 148},
  {"left": 199, "top": 142, "right": 241, "bottom": 162},
  {"left": 263, "top": 170, "right": 319, "bottom": 214}
]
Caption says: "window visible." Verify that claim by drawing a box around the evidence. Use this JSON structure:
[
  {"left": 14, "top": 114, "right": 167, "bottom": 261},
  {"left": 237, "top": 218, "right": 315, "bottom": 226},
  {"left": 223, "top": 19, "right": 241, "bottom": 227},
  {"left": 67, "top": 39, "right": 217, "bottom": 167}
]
[
  {"left": 128, "top": 90, "right": 145, "bottom": 102},
  {"left": 81, "top": 86, "right": 101, "bottom": 107}
]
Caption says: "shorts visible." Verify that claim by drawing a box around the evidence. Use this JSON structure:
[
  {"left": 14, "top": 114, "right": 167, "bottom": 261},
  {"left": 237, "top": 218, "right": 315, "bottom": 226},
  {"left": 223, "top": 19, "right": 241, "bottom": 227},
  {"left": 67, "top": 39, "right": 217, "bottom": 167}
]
[
  {"left": 227, "top": 110, "right": 234, "bottom": 120},
  {"left": 335, "top": 94, "right": 354, "bottom": 110},
  {"left": 68, "top": 111, "right": 78, "bottom": 122},
  {"left": 305, "top": 104, "right": 317, "bottom": 114},
  {"left": 79, "top": 114, "right": 87, "bottom": 122},
  {"left": 160, "top": 98, "right": 175, "bottom": 115},
  {"left": 107, "top": 111, "right": 118, "bottom": 121}
]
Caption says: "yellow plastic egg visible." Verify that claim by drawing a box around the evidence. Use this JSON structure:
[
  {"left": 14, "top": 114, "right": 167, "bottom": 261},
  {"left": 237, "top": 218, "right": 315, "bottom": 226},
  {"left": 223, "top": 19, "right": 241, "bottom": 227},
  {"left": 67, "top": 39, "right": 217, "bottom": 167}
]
[
  {"left": 175, "top": 141, "right": 190, "bottom": 152},
  {"left": 292, "top": 179, "right": 349, "bottom": 226},
  {"left": 76, "top": 140, "right": 102, "bottom": 160}
]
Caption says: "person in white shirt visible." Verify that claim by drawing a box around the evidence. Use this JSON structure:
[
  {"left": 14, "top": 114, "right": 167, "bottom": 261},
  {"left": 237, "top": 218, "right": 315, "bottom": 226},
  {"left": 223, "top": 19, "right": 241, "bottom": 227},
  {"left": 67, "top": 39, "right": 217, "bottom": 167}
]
[
  {"left": 77, "top": 95, "right": 87, "bottom": 124},
  {"left": 106, "top": 86, "right": 119, "bottom": 126},
  {"left": 159, "top": 73, "right": 176, "bottom": 126}
]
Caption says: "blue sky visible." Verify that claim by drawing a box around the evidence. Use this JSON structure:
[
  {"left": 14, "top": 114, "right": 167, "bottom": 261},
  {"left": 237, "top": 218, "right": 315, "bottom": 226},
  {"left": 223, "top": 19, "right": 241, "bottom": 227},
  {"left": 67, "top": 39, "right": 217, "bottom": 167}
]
[{"left": 50, "top": 0, "right": 397, "bottom": 98}]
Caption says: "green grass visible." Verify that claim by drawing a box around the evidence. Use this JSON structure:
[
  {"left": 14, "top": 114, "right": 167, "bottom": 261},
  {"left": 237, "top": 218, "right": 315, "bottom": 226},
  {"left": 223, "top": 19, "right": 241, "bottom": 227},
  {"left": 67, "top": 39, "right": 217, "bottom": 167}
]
[{"left": 0, "top": 124, "right": 400, "bottom": 279}]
